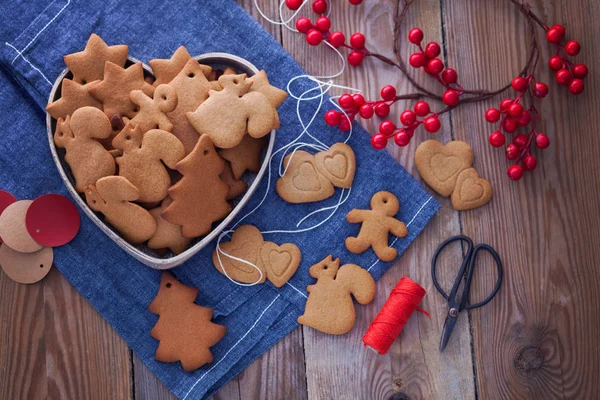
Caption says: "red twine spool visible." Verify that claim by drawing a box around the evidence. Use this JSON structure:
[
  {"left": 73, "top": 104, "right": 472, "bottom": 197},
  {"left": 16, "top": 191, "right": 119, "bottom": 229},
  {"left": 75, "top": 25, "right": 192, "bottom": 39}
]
[{"left": 362, "top": 277, "right": 428, "bottom": 355}]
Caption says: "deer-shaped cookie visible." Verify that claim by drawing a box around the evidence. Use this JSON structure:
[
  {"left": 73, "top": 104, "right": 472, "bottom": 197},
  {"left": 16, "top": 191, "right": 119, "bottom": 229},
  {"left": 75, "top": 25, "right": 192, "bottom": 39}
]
[
  {"left": 54, "top": 107, "right": 116, "bottom": 193},
  {"left": 84, "top": 176, "right": 157, "bottom": 244},
  {"left": 345, "top": 191, "right": 408, "bottom": 262},
  {"left": 112, "top": 123, "right": 185, "bottom": 203},
  {"left": 298, "top": 255, "right": 376, "bottom": 335},
  {"left": 128, "top": 84, "right": 178, "bottom": 133},
  {"left": 186, "top": 74, "right": 278, "bottom": 149}
]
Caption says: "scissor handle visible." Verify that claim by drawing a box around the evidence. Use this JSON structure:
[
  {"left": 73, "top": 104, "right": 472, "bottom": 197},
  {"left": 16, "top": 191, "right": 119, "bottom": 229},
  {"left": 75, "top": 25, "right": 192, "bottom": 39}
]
[
  {"left": 463, "top": 243, "right": 503, "bottom": 310},
  {"left": 431, "top": 235, "right": 474, "bottom": 300}
]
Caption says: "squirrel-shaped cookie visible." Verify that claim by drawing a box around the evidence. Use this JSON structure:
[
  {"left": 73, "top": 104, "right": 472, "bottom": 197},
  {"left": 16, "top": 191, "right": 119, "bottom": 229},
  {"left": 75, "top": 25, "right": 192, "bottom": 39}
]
[
  {"left": 84, "top": 176, "right": 157, "bottom": 244},
  {"left": 345, "top": 191, "right": 408, "bottom": 262},
  {"left": 112, "top": 124, "right": 185, "bottom": 203},
  {"left": 128, "top": 84, "right": 178, "bottom": 133},
  {"left": 298, "top": 255, "right": 376, "bottom": 335},
  {"left": 186, "top": 74, "right": 277, "bottom": 149},
  {"left": 54, "top": 107, "right": 116, "bottom": 192}
]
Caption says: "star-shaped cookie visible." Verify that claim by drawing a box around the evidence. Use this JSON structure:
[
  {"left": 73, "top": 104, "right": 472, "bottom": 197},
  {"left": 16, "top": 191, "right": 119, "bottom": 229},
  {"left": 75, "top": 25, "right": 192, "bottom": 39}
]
[
  {"left": 248, "top": 70, "right": 288, "bottom": 108},
  {"left": 218, "top": 135, "right": 267, "bottom": 180},
  {"left": 148, "top": 198, "right": 192, "bottom": 255},
  {"left": 46, "top": 79, "right": 102, "bottom": 120},
  {"left": 150, "top": 46, "right": 198, "bottom": 86},
  {"left": 64, "top": 34, "right": 128, "bottom": 84},
  {"left": 88, "top": 62, "right": 155, "bottom": 118}
]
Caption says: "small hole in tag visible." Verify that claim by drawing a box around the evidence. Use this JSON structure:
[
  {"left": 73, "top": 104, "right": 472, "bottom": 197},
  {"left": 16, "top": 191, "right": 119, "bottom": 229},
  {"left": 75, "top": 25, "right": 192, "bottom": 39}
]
[
  {"left": 39, "top": 264, "right": 44, "bottom": 268},
  {"left": 203, "top": 149, "right": 210, "bottom": 156},
  {"left": 188, "top": 73, "right": 195, "bottom": 78},
  {"left": 166, "top": 282, "right": 172, "bottom": 288}
]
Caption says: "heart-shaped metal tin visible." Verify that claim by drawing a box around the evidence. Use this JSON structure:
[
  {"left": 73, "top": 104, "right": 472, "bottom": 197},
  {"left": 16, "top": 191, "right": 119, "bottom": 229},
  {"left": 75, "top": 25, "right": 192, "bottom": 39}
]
[{"left": 46, "top": 53, "right": 276, "bottom": 269}]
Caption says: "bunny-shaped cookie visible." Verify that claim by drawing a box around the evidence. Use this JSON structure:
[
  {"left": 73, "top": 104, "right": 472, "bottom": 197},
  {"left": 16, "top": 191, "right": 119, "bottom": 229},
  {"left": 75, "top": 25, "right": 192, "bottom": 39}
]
[
  {"left": 85, "top": 176, "right": 157, "bottom": 244},
  {"left": 54, "top": 107, "right": 116, "bottom": 193},
  {"left": 186, "top": 74, "right": 277, "bottom": 149},
  {"left": 112, "top": 124, "right": 185, "bottom": 203},
  {"left": 128, "top": 84, "right": 178, "bottom": 133}
]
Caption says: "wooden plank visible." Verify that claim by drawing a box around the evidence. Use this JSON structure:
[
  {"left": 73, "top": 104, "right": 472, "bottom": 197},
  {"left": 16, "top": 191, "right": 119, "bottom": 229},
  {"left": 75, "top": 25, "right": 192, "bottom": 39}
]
[{"left": 443, "top": 0, "right": 600, "bottom": 398}]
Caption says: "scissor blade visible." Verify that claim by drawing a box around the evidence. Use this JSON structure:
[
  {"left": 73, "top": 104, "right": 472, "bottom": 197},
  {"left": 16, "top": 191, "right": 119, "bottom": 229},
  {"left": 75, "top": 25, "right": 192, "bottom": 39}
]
[{"left": 440, "top": 314, "right": 458, "bottom": 352}]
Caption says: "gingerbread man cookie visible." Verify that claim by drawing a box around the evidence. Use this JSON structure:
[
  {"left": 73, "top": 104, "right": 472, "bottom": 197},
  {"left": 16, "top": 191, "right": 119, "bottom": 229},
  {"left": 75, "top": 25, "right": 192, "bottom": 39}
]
[
  {"left": 345, "top": 191, "right": 408, "bottom": 262},
  {"left": 127, "top": 84, "right": 178, "bottom": 133},
  {"left": 54, "top": 107, "right": 116, "bottom": 193}
]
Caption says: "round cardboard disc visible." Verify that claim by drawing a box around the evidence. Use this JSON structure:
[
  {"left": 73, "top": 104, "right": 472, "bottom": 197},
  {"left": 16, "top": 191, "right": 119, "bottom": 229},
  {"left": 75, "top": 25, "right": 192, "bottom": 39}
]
[
  {"left": 0, "top": 244, "right": 53, "bottom": 284},
  {"left": 0, "top": 190, "right": 17, "bottom": 244},
  {"left": 0, "top": 200, "right": 43, "bottom": 253},
  {"left": 26, "top": 194, "right": 80, "bottom": 247}
]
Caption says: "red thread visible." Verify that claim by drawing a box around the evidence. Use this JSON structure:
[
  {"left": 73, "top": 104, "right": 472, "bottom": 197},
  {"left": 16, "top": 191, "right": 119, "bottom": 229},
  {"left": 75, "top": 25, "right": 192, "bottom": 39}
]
[{"left": 362, "top": 277, "right": 427, "bottom": 355}]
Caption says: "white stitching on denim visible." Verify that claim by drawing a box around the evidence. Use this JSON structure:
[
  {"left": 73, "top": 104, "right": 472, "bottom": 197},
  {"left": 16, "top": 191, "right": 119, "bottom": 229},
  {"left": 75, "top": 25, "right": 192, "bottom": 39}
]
[
  {"left": 181, "top": 294, "right": 281, "bottom": 400},
  {"left": 286, "top": 281, "right": 308, "bottom": 299},
  {"left": 4, "top": 42, "right": 52, "bottom": 86}
]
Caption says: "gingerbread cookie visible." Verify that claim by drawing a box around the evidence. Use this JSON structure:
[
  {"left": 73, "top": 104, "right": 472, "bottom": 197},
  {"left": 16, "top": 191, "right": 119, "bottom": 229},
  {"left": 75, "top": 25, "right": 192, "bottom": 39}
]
[
  {"left": 149, "top": 272, "right": 226, "bottom": 372},
  {"left": 415, "top": 140, "right": 474, "bottom": 197},
  {"left": 186, "top": 74, "right": 278, "bottom": 149},
  {"left": 218, "top": 135, "right": 267, "bottom": 180},
  {"left": 247, "top": 70, "right": 287, "bottom": 127},
  {"left": 128, "top": 84, "right": 178, "bottom": 132},
  {"left": 0, "top": 244, "right": 53, "bottom": 284},
  {"left": 112, "top": 124, "right": 185, "bottom": 203},
  {"left": 276, "top": 151, "right": 334, "bottom": 203},
  {"left": 0, "top": 200, "right": 43, "bottom": 253},
  {"left": 212, "top": 225, "right": 266, "bottom": 284},
  {"left": 64, "top": 33, "right": 128, "bottom": 85},
  {"left": 260, "top": 242, "right": 301, "bottom": 288},
  {"left": 148, "top": 198, "right": 192, "bottom": 256},
  {"left": 148, "top": 46, "right": 201, "bottom": 87},
  {"left": 345, "top": 191, "right": 408, "bottom": 262},
  {"left": 88, "top": 61, "right": 155, "bottom": 118},
  {"left": 220, "top": 162, "right": 248, "bottom": 201},
  {"left": 163, "top": 134, "right": 232, "bottom": 238},
  {"left": 85, "top": 176, "right": 157, "bottom": 244},
  {"left": 54, "top": 107, "right": 116, "bottom": 192},
  {"left": 314, "top": 143, "right": 356, "bottom": 189},
  {"left": 450, "top": 168, "right": 493, "bottom": 210},
  {"left": 46, "top": 79, "right": 102, "bottom": 120},
  {"left": 298, "top": 255, "right": 376, "bottom": 335}
]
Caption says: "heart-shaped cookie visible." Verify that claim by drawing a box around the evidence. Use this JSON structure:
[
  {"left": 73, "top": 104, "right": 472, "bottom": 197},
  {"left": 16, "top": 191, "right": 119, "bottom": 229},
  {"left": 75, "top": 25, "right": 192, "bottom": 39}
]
[
  {"left": 314, "top": 143, "right": 356, "bottom": 189},
  {"left": 260, "top": 242, "right": 301, "bottom": 288},
  {"left": 276, "top": 150, "right": 334, "bottom": 203},
  {"left": 451, "top": 168, "right": 493, "bottom": 210},
  {"left": 212, "top": 225, "right": 267, "bottom": 284},
  {"left": 415, "top": 140, "right": 474, "bottom": 197}
]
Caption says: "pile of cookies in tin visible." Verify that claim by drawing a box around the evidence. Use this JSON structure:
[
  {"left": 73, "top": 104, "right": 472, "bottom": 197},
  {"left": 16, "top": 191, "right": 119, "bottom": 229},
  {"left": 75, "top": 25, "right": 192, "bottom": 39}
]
[{"left": 46, "top": 34, "right": 287, "bottom": 255}]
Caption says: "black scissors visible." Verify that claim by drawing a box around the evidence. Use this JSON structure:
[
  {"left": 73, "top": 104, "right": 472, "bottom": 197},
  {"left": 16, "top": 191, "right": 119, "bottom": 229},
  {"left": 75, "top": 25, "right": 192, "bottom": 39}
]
[{"left": 431, "top": 235, "right": 503, "bottom": 352}]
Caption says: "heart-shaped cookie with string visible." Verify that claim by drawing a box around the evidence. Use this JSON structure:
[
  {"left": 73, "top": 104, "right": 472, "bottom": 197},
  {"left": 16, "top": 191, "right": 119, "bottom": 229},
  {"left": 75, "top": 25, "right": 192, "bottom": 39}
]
[
  {"left": 451, "top": 168, "right": 493, "bottom": 210},
  {"left": 260, "top": 242, "right": 301, "bottom": 288},
  {"left": 276, "top": 150, "right": 334, "bottom": 203},
  {"left": 212, "top": 225, "right": 266, "bottom": 284},
  {"left": 314, "top": 143, "right": 356, "bottom": 189}
]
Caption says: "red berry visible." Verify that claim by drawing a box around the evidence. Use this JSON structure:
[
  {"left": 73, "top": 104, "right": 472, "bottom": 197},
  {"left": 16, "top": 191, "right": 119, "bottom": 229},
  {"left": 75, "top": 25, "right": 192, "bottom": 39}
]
[
  {"left": 518, "top": 110, "right": 531, "bottom": 126},
  {"left": 400, "top": 110, "right": 417, "bottom": 126},
  {"left": 338, "top": 117, "right": 351, "bottom": 132},
  {"left": 552, "top": 24, "right": 566, "bottom": 38},
  {"left": 296, "top": 18, "right": 313, "bottom": 34},
  {"left": 441, "top": 68, "right": 458, "bottom": 84},
  {"left": 359, "top": 104, "right": 374, "bottom": 119},
  {"left": 573, "top": 64, "right": 588, "bottom": 79},
  {"left": 503, "top": 118, "right": 518, "bottom": 133},
  {"left": 394, "top": 130, "right": 411, "bottom": 147},
  {"left": 546, "top": 27, "right": 564, "bottom": 44},
  {"left": 511, "top": 77, "right": 528, "bottom": 92},
  {"left": 408, "top": 28, "right": 424, "bottom": 44},
  {"left": 380, "top": 85, "right": 397, "bottom": 101},
  {"left": 533, "top": 82, "right": 549, "bottom": 98},
  {"left": 505, "top": 144, "right": 520, "bottom": 160},
  {"left": 324, "top": 110, "right": 342, "bottom": 126},
  {"left": 371, "top": 133, "right": 387, "bottom": 150},
  {"left": 338, "top": 94, "right": 355, "bottom": 109},
  {"left": 349, "top": 0, "right": 363, "bottom": 4},
  {"left": 306, "top": 29, "right": 323, "bottom": 46},
  {"left": 329, "top": 31, "right": 345, "bottom": 48},
  {"left": 379, "top": 120, "right": 396, "bottom": 135},
  {"left": 423, "top": 116, "right": 441, "bottom": 133},
  {"left": 548, "top": 55, "right": 563, "bottom": 71},
  {"left": 414, "top": 101, "right": 430, "bottom": 117},
  {"left": 315, "top": 16, "right": 331, "bottom": 32},
  {"left": 556, "top": 68, "right": 573, "bottom": 85},
  {"left": 508, "top": 103, "right": 524, "bottom": 118},
  {"left": 513, "top": 133, "right": 528, "bottom": 148},
  {"left": 485, "top": 108, "right": 501, "bottom": 123},
  {"left": 409, "top": 53, "right": 427, "bottom": 68},
  {"left": 500, "top": 98, "right": 513, "bottom": 111},
  {"left": 347, "top": 51, "right": 364, "bottom": 66},
  {"left": 522, "top": 155, "right": 537, "bottom": 171},
  {"left": 350, "top": 33, "right": 366, "bottom": 49},
  {"left": 565, "top": 40, "right": 581, "bottom": 56},
  {"left": 312, "top": 0, "right": 327, "bottom": 14},
  {"left": 427, "top": 58, "right": 444, "bottom": 74},
  {"left": 507, "top": 165, "right": 524, "bottom": 181},
  {"left": 352, "top": 94, "right": 366, "bottom": 107},
  {"left": 489, "top": 131, "right": 506, "bottom": 147},
  {"left": 374, "top": 102, "right": 390, "bottom": 118},
  {"left": 286, "top": 0, "right": 303, "bottom": 10},
  {"left": 536, "top": 133, "right": 550, "bottom": 149},
  {"left": 425, "top": 42, "right": 441, "bottom": 58},
  {"left": 442, "top": 90, "right": 460, "bottom": 106},
  {"left": 569, "top": 79, "right": 585, "bottom": 95}
]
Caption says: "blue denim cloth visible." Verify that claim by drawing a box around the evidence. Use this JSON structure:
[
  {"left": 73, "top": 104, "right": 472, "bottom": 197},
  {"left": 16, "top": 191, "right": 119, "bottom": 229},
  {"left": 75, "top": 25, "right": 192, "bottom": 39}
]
[{"left": 0, "top": 1, "right": 440, "bottom": 398}]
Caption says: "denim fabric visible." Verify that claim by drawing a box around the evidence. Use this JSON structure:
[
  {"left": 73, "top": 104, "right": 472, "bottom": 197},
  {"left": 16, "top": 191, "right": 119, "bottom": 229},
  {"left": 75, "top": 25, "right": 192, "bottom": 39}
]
[{"left": 0, "top": 0, "right": 440, "bottom": 398}]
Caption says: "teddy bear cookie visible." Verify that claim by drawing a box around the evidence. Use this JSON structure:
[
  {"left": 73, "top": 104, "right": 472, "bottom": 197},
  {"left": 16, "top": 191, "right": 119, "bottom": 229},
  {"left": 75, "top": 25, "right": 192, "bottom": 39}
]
[
  {"left": 298, "top": 255, "right": 376, "bottom": 335},
  {"left": 345, "top": 191, "right": 408, "bottom": 262}
]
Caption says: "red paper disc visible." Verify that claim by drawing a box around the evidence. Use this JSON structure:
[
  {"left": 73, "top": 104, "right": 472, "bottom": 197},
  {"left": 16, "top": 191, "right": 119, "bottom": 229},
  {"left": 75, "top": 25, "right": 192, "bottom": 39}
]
[
  {"left": 26, "top": 194, "right": 80, "bottom": 247},
  {"left": 0, "top": 190, "right": 17, "bottom": 244}
]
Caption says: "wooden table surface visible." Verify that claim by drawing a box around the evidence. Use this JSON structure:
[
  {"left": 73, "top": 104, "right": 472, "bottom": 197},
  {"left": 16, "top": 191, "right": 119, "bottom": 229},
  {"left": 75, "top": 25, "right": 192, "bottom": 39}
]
[{"left": 2, "top": 0, "right": 599, "bottom": 399}]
